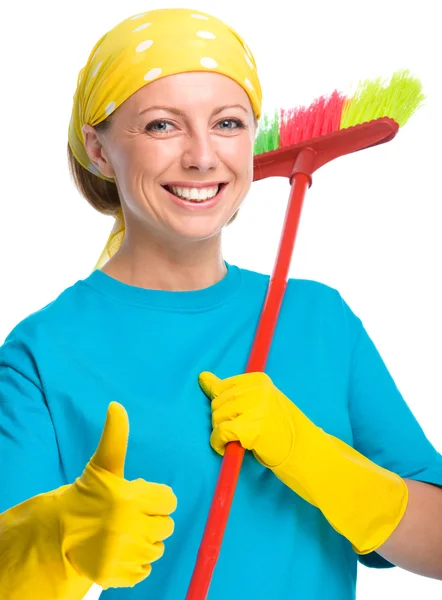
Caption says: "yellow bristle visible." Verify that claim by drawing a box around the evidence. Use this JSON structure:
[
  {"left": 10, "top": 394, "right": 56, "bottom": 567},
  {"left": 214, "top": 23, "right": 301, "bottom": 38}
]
[{"left": 340, "top": 69, "right": 425, "bottom": 129}]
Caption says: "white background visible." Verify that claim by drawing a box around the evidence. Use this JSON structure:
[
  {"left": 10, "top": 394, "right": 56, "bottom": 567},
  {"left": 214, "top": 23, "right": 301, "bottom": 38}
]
[{"left": 1, "top": 0, "right": 441, "bottom": 598}]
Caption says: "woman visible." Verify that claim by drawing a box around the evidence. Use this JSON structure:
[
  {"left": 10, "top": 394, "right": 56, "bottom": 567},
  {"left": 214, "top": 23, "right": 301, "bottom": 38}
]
[{"left": 1, "top": 7, "right": 442, "bottom": 600}]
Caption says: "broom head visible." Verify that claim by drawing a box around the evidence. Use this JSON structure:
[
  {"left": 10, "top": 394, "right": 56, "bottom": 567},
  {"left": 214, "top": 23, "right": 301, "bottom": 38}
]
[{"left": 253, "top": 69, "right": 425, "bottom": 182}]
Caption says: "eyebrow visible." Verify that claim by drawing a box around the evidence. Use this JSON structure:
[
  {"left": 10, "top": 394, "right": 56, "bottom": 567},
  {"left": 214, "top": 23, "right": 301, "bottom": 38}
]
[{"left": 138, "top": 104, "right": 249, "bottom": 117}]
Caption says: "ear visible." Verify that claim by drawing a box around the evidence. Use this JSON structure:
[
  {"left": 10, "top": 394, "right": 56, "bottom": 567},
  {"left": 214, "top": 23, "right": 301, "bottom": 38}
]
[{"left": 82, "top": 124, "right": 116, "bottom": 178}]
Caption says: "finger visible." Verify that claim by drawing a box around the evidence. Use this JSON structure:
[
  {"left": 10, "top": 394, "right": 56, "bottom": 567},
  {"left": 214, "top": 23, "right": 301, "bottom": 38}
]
[
  {"left": 144, "top": 541, "right": 165, "bottom": 565},
  {"left": 92, "top": 402, "right": 129, "bottom": 478},
  {"left": 199, "top": 371, "right": 251, "bottom": 399},
  {"left": 109, "top": 561, "right": 152, "bottom": 588},
  {"left": 102, "top": 552, "right": 154, "bottom": 588},
  {"left": 210, "top": 383, "right": 259, "bottom": 413},
  {"left": 199, "top": 371, "right": 270, "bottom": 401},
  {"left": 124, "top": 536, "right": 166, "bottom": 567},
  {"left": 131, "top": 480, "right": 178, "bottom": 515},
  {"left": 212, "top": 393, "right": 257, "bottom": 428},
  {"left": 139, "top": 515, "right": 175, "bottom": 544},
  {"left": 133, "top": 537, "right": 166, "bottom": 564},
  {"left": 210, "top": 416, "right": 256, "bottom": 456},
  {"left": 198, "top": 371, "right": 223, "bottom": 399},
  {"left": 137, "top": 562, "right": 153, "bottom": 584}
]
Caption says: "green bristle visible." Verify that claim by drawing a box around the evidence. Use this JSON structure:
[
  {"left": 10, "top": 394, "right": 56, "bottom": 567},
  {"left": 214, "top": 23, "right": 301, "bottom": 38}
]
[
  {"left": 340, "top": 69, "right": 425, "bottom": 129},
  {"left": 253, "top": 109, "right": 280, "bottom": 154}
]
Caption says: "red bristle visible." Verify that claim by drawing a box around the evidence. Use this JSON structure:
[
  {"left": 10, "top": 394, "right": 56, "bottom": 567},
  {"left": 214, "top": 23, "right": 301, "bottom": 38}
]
[{"left": 279, "top": 91, "right": 347, "bottom": 147}]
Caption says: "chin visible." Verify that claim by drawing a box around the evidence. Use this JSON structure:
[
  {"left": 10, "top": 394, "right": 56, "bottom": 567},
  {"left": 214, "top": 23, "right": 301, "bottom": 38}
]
[{"left": 168, "top": 214, "right": 232, "bottom": 242}]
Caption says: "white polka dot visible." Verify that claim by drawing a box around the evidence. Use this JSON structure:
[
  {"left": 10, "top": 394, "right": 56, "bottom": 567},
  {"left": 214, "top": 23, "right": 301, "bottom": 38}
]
[
  {"left": 136, "top": 40, "right": 154, "bottom": 53},
  {"left": 88, "top": 163, "right": 100, "bottom": 175},
  {"left": 105, "top": 102, "right": 116, "bottom": 116},
  {"left": 191, "top": 13, "right": 209, "bottom": 19},
  {"left": 133, "top": 22, "right": 152, "bottom": 32},
  {"left": 92, "top": 62, "right": 102, "bottom": 78},
  {"left": 200, "top": 57, "right": 218, "bottom": 69},
  {"left": 144, "top": 67, "right": 162, "bottom": 81},
  {"left": 130, "top": 12, "right": 147, "bottom": 20},
  {"left": 245, "top": 78, "right": 254, "bottom": 90},
  {"left": 197, "top": 30, "right": 216, "bottom": 39},
  {"left": 244, "top": 53, "right": 254, "bottom": 69}
]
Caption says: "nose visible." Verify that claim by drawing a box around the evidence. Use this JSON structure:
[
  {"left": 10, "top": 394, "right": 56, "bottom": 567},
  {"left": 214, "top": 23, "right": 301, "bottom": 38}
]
[{"left": 181, "top": 132, "right": 219, "bottom": 172}]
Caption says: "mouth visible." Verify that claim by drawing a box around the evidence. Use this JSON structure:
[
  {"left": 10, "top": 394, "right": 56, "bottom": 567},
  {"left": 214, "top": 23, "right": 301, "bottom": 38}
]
[{"left": 162, "top": 183, "right": 226, "bottom": 203}]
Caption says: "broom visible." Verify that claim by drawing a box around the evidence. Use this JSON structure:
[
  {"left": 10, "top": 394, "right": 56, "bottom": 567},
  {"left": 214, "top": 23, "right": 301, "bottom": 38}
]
[{"left": 186, "top": 68, "right": 425, "bottom": 599}]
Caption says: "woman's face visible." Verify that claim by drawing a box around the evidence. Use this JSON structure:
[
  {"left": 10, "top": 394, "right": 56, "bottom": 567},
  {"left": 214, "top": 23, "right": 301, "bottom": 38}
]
[{"left": 83, "top": 71, "right": 257, "bottom": 246}]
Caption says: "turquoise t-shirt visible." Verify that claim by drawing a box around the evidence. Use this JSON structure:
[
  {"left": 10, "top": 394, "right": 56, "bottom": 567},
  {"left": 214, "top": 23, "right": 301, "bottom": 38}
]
[{"left": 1, "top": 262, "right": 442, "bottom": 599}]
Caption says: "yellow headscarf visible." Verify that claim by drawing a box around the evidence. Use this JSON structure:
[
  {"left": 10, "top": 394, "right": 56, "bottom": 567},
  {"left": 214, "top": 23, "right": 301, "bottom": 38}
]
[{"left": 68, "top": 7, "right": 263, "bottom": 269}]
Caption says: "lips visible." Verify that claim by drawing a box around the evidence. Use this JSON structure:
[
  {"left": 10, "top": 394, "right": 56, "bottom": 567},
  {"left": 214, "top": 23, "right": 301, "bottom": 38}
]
[
  {"left": 163, "top": 183, "right": 220, "bottom": 195},
  {"left": 162, "top": 183, "right": 226, "bottom": 202},
  {"left": 162, "top": 181, "right": 226, "bottom": 188},
  {"left": 162, "top": 181, "right": 227, "bottom": 210}
]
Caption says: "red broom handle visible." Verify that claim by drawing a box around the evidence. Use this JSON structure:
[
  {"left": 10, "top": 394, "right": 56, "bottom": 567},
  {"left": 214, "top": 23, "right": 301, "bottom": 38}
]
[{"left": 186, "top": 172, "right": 311, "bottom": 599}]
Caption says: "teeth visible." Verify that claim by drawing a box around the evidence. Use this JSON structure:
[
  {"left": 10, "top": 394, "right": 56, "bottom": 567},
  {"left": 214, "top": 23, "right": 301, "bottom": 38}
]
[{"left": 170, "top": 185, "right": 219, "bottom": 202}]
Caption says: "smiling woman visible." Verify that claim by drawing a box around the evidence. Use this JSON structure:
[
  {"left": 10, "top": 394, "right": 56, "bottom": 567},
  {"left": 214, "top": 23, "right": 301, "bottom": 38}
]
[
  {"left": 72, "top": 70, "right": 257, "bottom": 283},
  {"left": 67, "top": 7, "right": 261, "bottom": 284},
  {"left": 2, "top": 6, "right": 442, "bottom": 600}
]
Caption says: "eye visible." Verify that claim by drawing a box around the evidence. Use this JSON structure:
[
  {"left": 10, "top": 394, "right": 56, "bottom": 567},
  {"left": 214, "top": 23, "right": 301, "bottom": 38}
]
[
  {"left": 216, "top": 118, "right": 246, "bottom": 131},
  {"left": 145, "top": 119, "right": 175, "bottom": 134}
]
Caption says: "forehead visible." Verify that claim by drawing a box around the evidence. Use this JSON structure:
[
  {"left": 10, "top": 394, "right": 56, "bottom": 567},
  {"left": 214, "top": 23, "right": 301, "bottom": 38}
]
[{"left": 118, "top": 71, "right": 253, "bottom": 116}]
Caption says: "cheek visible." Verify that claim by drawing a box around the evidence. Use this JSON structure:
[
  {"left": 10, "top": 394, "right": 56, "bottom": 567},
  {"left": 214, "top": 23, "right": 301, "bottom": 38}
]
[
  {"left": 112, "top": 140, "right": 160, "bottom": 186},
  {"left": 239, "top": 143, "right": 254, "bottom": 186},
  {"left": 221, "top": 137, "right": 254, "bottom": 180}
]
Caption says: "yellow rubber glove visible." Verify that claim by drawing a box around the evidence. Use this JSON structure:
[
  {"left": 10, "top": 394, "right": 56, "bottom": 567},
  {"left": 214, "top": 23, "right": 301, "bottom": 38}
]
[
  {"left": 199, "top": 371, "right": 408, "bottom": 555},
  {"left": 0, "top": 402, "right": 177, "bottom": 599}
]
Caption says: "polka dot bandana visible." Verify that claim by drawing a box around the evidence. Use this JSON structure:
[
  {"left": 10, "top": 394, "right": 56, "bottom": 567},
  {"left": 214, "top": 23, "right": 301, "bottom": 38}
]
[{"left": 68, "top": 8, "right": 262, "bottom": 181}]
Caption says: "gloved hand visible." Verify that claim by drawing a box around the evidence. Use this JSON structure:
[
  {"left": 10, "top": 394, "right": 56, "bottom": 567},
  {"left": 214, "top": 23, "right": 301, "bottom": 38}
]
[
  {"left": 0, "top": 402, "right": 177, "bottom": 599},
  {"left": 199, "top": 371, "right": 408, "bottom": 555}
]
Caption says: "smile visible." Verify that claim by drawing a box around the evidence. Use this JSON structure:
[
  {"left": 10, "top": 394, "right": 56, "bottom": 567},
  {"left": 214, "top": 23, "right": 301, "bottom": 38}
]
[
  {"left": 162, "top": 182, "right": 227, "bottom": 210},
  {"left": 162, "top": 183, "right": 225, "bottom": 203}
]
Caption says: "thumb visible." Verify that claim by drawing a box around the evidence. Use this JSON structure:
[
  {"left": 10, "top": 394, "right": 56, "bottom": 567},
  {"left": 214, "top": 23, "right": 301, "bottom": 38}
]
[
  {"left": 92, "top": 401, "right": 129, "bottom": 478},
  {"left": 198, "top": 371, "right": 222, "bottom": 399}
]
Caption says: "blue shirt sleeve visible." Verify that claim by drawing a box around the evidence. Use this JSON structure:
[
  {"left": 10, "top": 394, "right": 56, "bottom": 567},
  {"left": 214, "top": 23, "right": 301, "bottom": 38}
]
[
  {"left": 0, "top": 333, "right": 65, "bottom": 514},
  {"left": 340, "top": 295, "right": 442, "bottom": 569}
]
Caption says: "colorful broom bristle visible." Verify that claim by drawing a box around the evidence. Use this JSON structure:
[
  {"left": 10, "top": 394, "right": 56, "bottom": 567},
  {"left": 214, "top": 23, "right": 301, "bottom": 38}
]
[
  {"left": 253, "top": 110, "right": 280, "bottom": 155},
  {"left": 253, "top": 69, "right": 425, "bottom": 157},
  {"left": 253, "top": 92, "right": 346, "bottom": 155},
  {"left": 340, "top": 69, "right": 425, "bottom": 129},
  {"left": 280, "top": 90, "right": 347, "bottom": 147}
]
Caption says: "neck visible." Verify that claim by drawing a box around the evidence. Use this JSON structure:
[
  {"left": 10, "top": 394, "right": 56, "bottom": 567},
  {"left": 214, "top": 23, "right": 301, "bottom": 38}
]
[{"left": 100, "top": 233, "right": 227, "bottom": 292}]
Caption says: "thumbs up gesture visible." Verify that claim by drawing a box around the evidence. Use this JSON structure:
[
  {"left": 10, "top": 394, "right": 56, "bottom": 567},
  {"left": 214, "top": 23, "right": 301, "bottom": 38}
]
[{"left": 59, "top": 402, "right": 177, "bottom": 589}]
